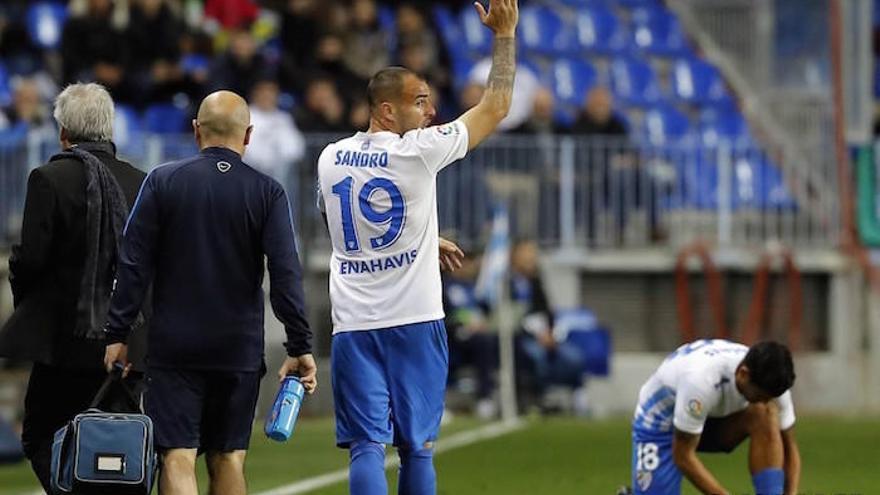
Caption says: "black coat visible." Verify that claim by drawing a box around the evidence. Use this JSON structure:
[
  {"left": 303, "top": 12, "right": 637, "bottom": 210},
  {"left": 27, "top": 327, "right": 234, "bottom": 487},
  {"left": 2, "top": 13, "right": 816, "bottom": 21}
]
[{"left": 2, "top": 142, "right": 148, "bottom": 369}]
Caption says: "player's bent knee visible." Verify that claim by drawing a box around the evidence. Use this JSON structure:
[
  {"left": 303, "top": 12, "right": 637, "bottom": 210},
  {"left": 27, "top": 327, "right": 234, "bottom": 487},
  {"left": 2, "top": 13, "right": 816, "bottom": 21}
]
[{"left": 746, "top": 402, "right": 780, "bottom": 433}]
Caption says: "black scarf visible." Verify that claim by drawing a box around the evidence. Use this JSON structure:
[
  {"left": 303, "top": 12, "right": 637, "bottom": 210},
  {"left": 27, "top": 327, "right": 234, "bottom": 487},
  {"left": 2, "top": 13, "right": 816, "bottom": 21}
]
[{"left": 53, "top": 142, "right": 130, "bottom": 340}]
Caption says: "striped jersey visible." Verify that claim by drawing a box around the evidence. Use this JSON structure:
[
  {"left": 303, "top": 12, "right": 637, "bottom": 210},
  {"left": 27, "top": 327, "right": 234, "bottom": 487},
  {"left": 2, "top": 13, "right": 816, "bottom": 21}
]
[{"left": 633, "top": 339, "right": 795, "bottom": 435}]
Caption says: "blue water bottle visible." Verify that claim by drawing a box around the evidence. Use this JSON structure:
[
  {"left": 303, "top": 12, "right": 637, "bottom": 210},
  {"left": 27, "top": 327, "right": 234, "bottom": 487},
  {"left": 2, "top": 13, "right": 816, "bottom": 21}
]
[{"left": 265, "top": 376, "right": 305, "bottom": 442}]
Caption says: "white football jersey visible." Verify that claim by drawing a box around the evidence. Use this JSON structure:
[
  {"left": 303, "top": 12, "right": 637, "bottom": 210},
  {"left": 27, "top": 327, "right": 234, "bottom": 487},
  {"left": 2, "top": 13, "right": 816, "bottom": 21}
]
[
  {"left": 317, "top": 121, "right": 469, "bottom": 332},
  {"left": 633, "top": 340, "right": 796, "bottom": 435}
]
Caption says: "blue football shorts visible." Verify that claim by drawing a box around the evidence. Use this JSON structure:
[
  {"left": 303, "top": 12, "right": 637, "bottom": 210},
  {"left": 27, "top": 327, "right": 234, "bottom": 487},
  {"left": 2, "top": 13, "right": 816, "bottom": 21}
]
[{"left": 331, "top": 319, "right": 448, "bottom": 450}]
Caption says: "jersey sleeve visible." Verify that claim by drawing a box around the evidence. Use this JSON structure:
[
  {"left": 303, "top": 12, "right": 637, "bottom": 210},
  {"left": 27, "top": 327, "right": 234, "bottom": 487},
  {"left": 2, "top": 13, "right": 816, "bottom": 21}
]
[
  {"left": 673, "top": 377, "right": 716, "bottom": 435},
  {"left": 407, "top": 120, "right": 469, "bottom": 174},
  {"left": 776, "top": 391, "right": 796, "bottom": 430}
]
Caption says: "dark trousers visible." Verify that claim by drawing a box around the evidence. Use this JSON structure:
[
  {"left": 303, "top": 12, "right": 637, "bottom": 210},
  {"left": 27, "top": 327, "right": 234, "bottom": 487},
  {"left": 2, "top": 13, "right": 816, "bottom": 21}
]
[{"left": 21, "top": 363, "right": 141, "bottom": 492}]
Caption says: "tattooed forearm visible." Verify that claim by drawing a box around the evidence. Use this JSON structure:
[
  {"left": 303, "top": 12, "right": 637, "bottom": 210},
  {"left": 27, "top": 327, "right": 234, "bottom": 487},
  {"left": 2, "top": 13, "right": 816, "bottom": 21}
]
[{"left": 486, "top": 37, "right": 516, "bottom": 96}]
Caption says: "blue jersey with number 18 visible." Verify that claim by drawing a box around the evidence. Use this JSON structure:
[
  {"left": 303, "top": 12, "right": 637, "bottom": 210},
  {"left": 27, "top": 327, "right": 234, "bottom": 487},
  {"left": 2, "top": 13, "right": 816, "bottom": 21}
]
[{"left": 317, "top": 121, "right": 469, "bottom": 333}]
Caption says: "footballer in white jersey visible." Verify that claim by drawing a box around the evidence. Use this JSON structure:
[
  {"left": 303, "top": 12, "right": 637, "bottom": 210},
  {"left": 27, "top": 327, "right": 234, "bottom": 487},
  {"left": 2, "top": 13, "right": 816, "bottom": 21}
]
[
  {"left": 630, "top": 340, "right": 800, "bottom": 495},
  {"left": 317, "top": 121, "right": 468, "bottom": 332},
  {"left": 316, "top": 1, "right": 520, "bottom": 494}
]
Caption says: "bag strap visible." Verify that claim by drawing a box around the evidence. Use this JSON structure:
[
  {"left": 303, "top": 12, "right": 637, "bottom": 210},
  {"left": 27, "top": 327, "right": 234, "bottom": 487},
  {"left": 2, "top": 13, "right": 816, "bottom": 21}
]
[{"left": 89, "top": 364, "right": 142, "bottom": 413}]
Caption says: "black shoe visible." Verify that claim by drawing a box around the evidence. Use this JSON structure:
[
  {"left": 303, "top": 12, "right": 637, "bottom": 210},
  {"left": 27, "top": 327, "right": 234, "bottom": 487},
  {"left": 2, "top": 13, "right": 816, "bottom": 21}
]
[{"left": 615, "top": 486, "right": 633, "bottom": 495}]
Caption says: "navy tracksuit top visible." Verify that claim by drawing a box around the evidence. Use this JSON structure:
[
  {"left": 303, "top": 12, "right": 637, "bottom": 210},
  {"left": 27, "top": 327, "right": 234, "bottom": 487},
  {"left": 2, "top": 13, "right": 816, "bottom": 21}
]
[{"left": 106, "top": 147, "right": 312, "bottom": 371}]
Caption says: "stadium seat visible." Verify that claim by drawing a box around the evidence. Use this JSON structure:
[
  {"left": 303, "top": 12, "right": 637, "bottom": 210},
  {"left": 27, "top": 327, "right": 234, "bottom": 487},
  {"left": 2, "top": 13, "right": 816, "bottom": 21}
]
[
  {"left": 143, "top": 103, "right": 189, "bottom": 134},
  {"left": 608, "top": 57, "right": 662, "bottom": 107},
  {"left": 630, "top": 6, "right": 689, "bottom": 57},
  {"left": 617, "top": 0, "right": 661, "bottom": 7},
  {"left": 26, "top": 1, "right": 68, "bottom": 50},
  {"left": 698, "top": 107, "right": 750, "bottom": 147},
  {"left": 671, "top": 57, "right": 728, "bottom": 105},
  {"left": 554, "top": 309, "right": 611, "bottom": 377},
  {"left": 732, "top": 157, "right": 797, "bottom": 210},
  {"left": 113, "top": 104, "right": 145, "bottom": 157},
  {"left": 638, "top": 104, "right": 691, "bottom": 146},
  {"left": 548, "top": 58, "right": 597, "bottom": 109},
  {"left": 571, "top": 6, "right": 630, "bottom": 56},
  {"left": 0, "top": 64, "right": 11, "bottom": 108},
  {"left": 518, "top": 5, "right": 567, "bottom": 56},
  {"left": 180, "top": 54, "right": 211, "bottom": 76}
]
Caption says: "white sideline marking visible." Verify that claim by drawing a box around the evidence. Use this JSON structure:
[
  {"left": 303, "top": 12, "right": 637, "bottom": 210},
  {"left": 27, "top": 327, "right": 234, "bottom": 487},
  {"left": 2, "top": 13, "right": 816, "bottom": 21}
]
[{"left": 254, "top": 419, "right": 526, "bottom": 495}]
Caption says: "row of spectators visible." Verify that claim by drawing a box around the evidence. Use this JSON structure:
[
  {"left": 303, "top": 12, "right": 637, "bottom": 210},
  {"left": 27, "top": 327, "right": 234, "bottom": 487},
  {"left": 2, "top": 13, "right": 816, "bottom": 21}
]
[{"left": 0, "top": 0, "right": 629, "bottom": 140}]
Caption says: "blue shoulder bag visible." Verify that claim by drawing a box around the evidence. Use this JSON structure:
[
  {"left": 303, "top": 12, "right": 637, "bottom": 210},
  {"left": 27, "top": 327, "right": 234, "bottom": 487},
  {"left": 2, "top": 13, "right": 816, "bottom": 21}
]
[{"left": 50, "top": 366, "right": 157, "bottom": 494}]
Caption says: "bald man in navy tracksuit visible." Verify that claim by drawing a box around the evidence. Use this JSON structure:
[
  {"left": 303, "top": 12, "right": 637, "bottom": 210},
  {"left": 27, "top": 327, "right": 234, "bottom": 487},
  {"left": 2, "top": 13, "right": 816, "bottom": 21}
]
[{"left": 103, "top": 91, "right": 316, "bottom": 495}]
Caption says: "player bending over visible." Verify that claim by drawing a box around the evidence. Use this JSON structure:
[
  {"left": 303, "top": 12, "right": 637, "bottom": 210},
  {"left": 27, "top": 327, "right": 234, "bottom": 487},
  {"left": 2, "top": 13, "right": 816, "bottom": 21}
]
[{"left": 630, "top": 339, "right": 800, "bottom": 495}]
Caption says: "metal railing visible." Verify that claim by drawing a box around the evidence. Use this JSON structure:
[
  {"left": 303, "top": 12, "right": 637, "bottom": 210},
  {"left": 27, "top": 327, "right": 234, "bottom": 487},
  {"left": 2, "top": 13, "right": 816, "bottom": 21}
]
[{"left": 0, "top": 131, "right": 841, "bottom": 253}]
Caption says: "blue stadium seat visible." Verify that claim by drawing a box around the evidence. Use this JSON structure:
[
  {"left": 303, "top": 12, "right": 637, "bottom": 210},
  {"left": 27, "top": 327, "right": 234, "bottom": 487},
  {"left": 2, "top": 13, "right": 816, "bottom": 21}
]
[
  {"left": 459, "top": 5, "right": 492, "bottom": 56},
  {"left": 609, "top": 57, "right": 662, "bottom": 107},
  {"left": 114, "top": 104, "right": 145, "bottom": 158},
  {"left": 555, "top": 309, "right": 611, "bottom": 377},
  {"left": 143, "top": 103, "right": 189, "bottom": 134},
  {"left": 0, "top": 63, "right": 11, "bottom": 108},
  {"left": 638, "top": 104, "right": 691, "bottom": 146},
  {"left": 180, "top": 54, "right": 211, "bottom": 76},
  {"left": 377, "top": 6, "right": 397, "bottom": 53},
  {"left": 875, "top": 58, "right": 880, "bottom": 98},
  {"left": 671, "top": 57, "right": 728, "bottom": 105},
  {"left": 732, "top": 157, "right": 797, "bottom": 210},
  {"left": 698, "top": 107, "right": 749, "bottom": 147},
  {"left": 618, "top": 0, "right": 662, "bottom": 7},
  {"left": 630, "top": 6, "right": 689, "bottom": 57},
  {"left": 548, "top": 58, "right": 597, "bottom": 110},
  {"left": 518, "top": 5, "right": 567, "bottom": 55},
  {"left": 571, "top": 6, "right": 630, "bottom": 55},
  {"left": 26, "top": 2, "right": 68, "bottom": 50}
]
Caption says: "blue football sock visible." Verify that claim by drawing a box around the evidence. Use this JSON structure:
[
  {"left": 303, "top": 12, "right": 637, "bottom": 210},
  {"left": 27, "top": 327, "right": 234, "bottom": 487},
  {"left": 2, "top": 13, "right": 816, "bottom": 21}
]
[
  {"left": 752, "top": 468, "right": 784, "bottom": 495},
  {"left": 398, "top": 446, "right": 436, "bottom": 495},
  {"left": 350, "top": 441, "right": 387, "bottom": 495}
]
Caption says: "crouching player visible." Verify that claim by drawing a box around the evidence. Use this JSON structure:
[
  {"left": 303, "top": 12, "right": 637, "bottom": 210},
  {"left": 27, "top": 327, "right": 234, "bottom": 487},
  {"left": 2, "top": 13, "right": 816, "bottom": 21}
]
[{"left": 631, "top": 340, "right": 800, "bottom": 495}]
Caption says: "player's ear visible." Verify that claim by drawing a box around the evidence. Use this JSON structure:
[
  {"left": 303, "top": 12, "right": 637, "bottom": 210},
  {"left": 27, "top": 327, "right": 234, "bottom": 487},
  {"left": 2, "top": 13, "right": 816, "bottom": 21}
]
[
  {"left": 244, "top": 124, "right": 253, "bottom": 146},
  {"left": 380, "top": 101, "right": 395, "bottom": 123}
]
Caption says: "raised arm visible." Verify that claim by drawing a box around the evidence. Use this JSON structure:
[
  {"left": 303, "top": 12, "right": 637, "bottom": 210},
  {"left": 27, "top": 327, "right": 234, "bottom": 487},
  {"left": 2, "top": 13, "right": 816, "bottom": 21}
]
[
  {"left": 672, "top": 429, "right": 729, "bottom": 495},
  {"left": 459, "top": 0, "right": 519, "bottom": 150}
]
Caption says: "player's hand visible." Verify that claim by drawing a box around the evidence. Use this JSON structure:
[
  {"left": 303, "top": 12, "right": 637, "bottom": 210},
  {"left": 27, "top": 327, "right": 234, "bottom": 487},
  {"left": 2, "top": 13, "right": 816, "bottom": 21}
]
[
  {"left": 439, "top": 237, "right": 465, "bottom": 272},
  {"left": 278, "top": 354, "right": 318, "bottom": 394},
  {"left": 474, "top": 0, "right": 519, "bottom": 38},
  {"left": 103, "top": 343, "right": 132, "bottom": 378}
]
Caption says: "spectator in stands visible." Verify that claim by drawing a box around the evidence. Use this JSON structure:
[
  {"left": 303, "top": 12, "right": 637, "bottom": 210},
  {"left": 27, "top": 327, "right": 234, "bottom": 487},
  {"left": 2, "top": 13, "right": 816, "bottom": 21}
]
[
  {"left": 343, "top": 0, "right": 390, "bottom": 81},
  {"left": 308, "top": 33, "right": 367, "bottom": 102},
  {"left": 568, "top": 86, "right": 627, "bottom": 137},
  {"left": 510, "top": 240, "right": 587, "bottom": 414},
  {"left": 295, "top": 76, "right": 348, "bottom": 133},
  {"left": 1, "top": 83, "right": 148, "bottom": 493},
  {"left": 467, "top": 59, "right": 540, "bottom": 131},
  {"left": 279, "top": 0, "right": 321, "bottom": 94},
  {"left": 203, "top": 0, "right": 259, "bottom": 30},
  {"left": 348, "top": 98, "right": 371, "bottom": 130},
  {"left": 1, "top": 78, "right": 53, "bottom": 133},
  {"left": 127, "top": 0, "right": 187, "bottom": 104},
  {"left": 244, "top": 78, "right": 305, "bottom": 184},
  {"left": 511, "top": 87, "right": 559, "bottom": 135},
  {"left": 398, "top": 41, "right": 448, "bottom": 92},
  {"left": 61, "top": 0, "right": 132, "bottom": 100},
  {"left": 396, "top": 3, "right": 439, "bottom": 65},
  {"left": 0, "top": 9, "right": 42, "bottom": 76},
  {"left": 443, "top": 250, "right": 498, "bottom": 419},
  {"left": 211, "top": 29, "right": 272, "bottom": 98}
]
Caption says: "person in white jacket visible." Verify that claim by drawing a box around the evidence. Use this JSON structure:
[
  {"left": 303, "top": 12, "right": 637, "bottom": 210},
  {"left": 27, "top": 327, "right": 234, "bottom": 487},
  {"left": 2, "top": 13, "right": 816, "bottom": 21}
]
[{"left": 244, "top": 79, "right": 306, "bottom": 184}]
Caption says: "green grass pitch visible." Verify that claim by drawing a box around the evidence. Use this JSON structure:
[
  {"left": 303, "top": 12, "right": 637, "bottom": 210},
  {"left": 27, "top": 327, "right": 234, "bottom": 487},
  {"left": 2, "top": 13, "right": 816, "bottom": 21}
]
[{"left": 1, "top": 415, "right": 877, "bottom": 494}]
